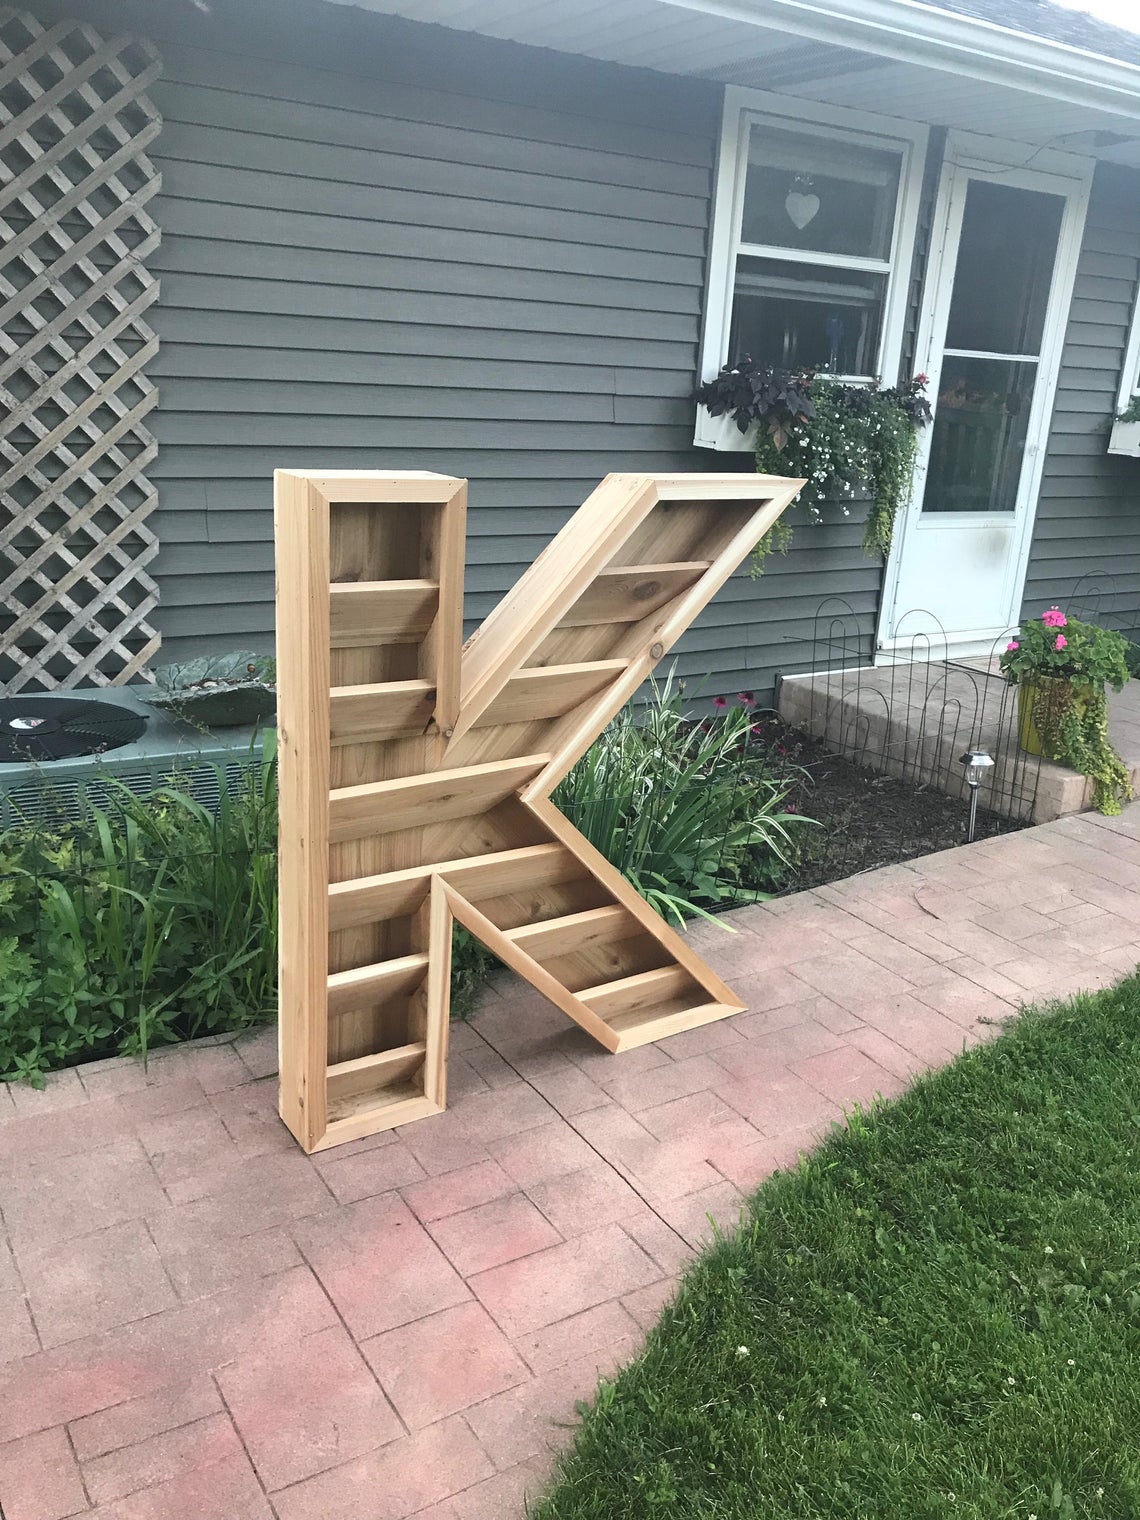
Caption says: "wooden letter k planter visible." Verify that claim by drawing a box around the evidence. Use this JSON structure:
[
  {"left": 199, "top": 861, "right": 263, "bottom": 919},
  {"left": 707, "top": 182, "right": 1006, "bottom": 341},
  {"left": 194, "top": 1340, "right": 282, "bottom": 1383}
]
[{"left": 274, "top": 470, "right": 801, "bottom": 1152}]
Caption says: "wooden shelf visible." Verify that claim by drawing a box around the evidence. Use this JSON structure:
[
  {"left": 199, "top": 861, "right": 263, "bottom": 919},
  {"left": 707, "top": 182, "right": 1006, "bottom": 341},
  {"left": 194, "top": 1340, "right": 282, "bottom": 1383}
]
[
  {"left": 329, "top": 580, "right": 439, "bottom": 647},
  {"left": 557, "top": 562, "right": 710, "bottom": 627},
  {"left": 577, "top": 965, "right": 695, "bottom": 1018},
  {"left": 504, "top": 904, "right": 636, "bottom": 961},
  {"left": 330, "top": 679, "right": 435, "bottom": 744},
  {"left": 477, "top": 660, "right": 627, "bottom": 727},
  {"left": 326, "top": 952, "right": 429, "bottom": 1017},
  {"left": 328, "top": 841, "right": 582, "bottom": 931},
  {"left": 608, "top": 1001, "right": 741, "bottom": 1047},
  {"left": 327, "top": 1042, "right": 428, "bottom": 1110},
  {"left": 328, "top": 754, "right": 550, "bottom": 843}
]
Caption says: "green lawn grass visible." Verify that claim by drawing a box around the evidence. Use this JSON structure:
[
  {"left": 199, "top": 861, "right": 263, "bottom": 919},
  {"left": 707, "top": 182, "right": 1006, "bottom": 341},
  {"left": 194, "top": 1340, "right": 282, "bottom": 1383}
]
[{"left": 535, "top": 975, "right": 1140, "bottom": 1520}]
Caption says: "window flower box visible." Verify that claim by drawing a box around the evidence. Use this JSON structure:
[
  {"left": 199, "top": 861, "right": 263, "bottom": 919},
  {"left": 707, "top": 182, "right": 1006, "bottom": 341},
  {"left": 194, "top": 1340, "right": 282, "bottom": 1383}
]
[
  {"left": 694, "top": 404, "right": 758, "bottom": 453},
  {"left": 1108, "top": 419, "right": 1140, "bottom": 457}
]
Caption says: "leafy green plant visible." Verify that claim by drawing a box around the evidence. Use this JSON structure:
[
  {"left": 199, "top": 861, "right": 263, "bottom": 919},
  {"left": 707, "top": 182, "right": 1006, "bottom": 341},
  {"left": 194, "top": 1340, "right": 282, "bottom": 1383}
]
[
  {"left": 0, "top": 740, "right": 280, "bottom": 1084},
  {"left": 695, "top": 363, "right": 931, "bottom": 563},
  {"left": 1000, "top": 607, "right": 1132, "bottom": 815},
  {"left": 1116, "top": 395, "right": 1140, "bottom": 424},
  {"left": 554, "top": 674, "right": 812, "bottom": 926}
]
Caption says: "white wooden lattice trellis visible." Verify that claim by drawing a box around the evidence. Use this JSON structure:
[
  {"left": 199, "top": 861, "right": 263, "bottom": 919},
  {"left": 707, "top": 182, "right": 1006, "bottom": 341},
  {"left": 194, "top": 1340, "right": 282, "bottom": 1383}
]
[{"left": 0, "top": 6, "right": 162, "bottom": 690}]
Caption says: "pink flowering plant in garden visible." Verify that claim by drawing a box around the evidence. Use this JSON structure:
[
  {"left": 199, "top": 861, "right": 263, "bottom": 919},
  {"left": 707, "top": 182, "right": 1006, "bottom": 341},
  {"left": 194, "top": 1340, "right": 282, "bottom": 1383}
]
[{"left": 999, "top": 607, "right": 1132, "bottom": 813}]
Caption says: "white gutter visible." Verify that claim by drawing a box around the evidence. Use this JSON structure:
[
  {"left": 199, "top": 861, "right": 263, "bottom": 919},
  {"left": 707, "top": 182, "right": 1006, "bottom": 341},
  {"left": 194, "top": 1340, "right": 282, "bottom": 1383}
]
[{"left": 662, "top": 0, "right": 1140, "bottom": 120}]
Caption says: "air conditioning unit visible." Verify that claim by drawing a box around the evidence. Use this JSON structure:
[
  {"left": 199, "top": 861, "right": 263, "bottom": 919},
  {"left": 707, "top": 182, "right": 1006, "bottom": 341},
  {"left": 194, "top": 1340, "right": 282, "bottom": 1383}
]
[{"left": 0, "top": 685, "right": 270, "bottom": 827}]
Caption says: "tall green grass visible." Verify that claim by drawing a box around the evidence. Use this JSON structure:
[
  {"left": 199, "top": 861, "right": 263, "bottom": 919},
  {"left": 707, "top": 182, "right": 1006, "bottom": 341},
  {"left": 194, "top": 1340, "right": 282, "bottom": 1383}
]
[
  {"left": 554, "top": 674, "right": 811, "bottom": 924},
  {"left": 0, "top": 738, "right": 279, "bottom": 1083}
]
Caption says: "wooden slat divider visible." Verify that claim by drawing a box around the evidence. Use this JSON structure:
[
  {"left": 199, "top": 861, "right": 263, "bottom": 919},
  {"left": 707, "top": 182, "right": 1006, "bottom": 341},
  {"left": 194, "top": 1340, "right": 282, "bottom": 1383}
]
[
  {"left": 607, "top": 1002, "right": 742, "bottom": 1047},
  {"left": 327, "top": 841, "right": 583, "bottom": 931},
  {"left": 328, "top": 754, "right": 550, "bottom": 843},
  {"left": 329, "top": 679, "right": 435, "bottom": 744},
  {"left": 326, "top": 1042, "right": 427, "bottom": 1106},
  {"left": 326, "top": 952, "right": 429, "bottom": 1018},
  {"left": 504, "top": 903, "right": 635, "bottom": 961},
  {"left": 328, "top": 579, "right": 439, "bottom": 647},
  {"left": 476, "top": 659, "right": 627, "bottom": 727},
  {"left": 556, "top": 561, "right": 710, "bottom": 627},
  {"left": 577, "top": 965, "right": 694, "bottom": 1018}
]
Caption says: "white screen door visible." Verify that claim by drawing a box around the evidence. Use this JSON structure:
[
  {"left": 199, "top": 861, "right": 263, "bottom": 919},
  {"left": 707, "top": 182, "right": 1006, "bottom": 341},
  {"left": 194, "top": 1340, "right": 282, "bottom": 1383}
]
[{"left": 879, "top": 139, "right": 1091, "bottom": 654}]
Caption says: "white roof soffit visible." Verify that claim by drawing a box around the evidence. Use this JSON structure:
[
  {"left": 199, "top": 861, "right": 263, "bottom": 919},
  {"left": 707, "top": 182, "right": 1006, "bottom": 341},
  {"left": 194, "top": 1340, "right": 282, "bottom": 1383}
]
[{"left": 333, "top": 0, "right": 1140, "bottom": 123}]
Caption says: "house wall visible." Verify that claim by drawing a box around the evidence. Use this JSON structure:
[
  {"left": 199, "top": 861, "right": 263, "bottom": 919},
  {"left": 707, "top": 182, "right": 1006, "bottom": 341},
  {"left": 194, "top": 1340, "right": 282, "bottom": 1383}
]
[
  {"left": 28, "top": 0, "right": 881, "bottom": 701},
  {"left": 1023, "top": 164, "right": 1140, "bottom": 637},
  {"left": 21, "top": 0, "right": 1140, "bottom": 700}
]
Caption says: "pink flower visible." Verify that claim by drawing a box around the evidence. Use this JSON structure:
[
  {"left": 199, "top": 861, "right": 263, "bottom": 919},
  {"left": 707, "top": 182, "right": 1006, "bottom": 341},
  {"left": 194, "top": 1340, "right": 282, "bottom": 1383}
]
[
  {"left": 1042, "top": 607, "right": 1068, "bottom": 628},
  {"left": 1055, "top": 634, "right": 1068, "bottom": 650},
  {"left": 713, "top": 695, "right": 727, "bottom": 710},
  {"left": 738, "top": 691, "right": 755, "bottom": 708},
  {"left": 1006, "top": 641, "right": 1019, "bottom": 651}
]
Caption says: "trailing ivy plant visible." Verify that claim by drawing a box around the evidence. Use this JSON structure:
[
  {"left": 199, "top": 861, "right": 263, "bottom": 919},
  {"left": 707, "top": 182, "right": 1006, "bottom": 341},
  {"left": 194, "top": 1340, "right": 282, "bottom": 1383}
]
[
  {"left": 999, "top": 606, "right": 1133, "bottom": 815},
  {"left": 695, "top": 362, "right": 932, "bottom": 566}
]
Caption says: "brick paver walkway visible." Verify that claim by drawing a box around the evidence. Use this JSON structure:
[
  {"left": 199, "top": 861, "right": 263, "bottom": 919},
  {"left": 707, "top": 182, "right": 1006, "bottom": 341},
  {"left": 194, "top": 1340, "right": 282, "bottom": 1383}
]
[{"left": 2, "top": 809, "right": 1139, "bottom": 1520}]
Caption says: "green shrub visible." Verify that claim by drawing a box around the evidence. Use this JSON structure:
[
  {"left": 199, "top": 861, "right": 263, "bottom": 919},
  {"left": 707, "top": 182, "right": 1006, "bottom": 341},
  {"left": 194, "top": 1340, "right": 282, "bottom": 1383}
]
[
  {"left": 1, "top": 738, "right": 280, "bottom": 1084},
  {"left": 554, "top": 674, "right": 812, "bottom": 926}
]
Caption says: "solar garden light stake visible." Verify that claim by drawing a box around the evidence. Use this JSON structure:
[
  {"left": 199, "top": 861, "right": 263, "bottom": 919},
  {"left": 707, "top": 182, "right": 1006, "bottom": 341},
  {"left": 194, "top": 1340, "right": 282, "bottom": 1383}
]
[{"left": 959, "top": 748, "right": 995, "bottom": 844}]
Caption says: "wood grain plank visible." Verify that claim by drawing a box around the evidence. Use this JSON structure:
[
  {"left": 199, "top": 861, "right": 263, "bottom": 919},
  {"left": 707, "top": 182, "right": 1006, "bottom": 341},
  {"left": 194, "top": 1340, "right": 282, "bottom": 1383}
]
[
  {"left": 326, "top": 953, "right": 429, "bottom": 1018},
  {"left": 329, "top": 679, "right": 435, "bottom": 744},
  {"left": 555, "top": 562, "right": 709, "bottom": 627},
  {"left": 328, "top": 580, "right": 439, "bottom": 646},
  {"left": 328, "top": 754, "right": 549, "bottom": 843}
]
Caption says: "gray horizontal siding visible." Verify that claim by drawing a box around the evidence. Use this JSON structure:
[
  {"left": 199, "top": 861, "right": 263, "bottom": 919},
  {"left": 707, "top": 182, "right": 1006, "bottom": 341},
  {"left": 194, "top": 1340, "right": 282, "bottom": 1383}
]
[
  {"left": 31, "top": 0, "right": 890, "bottom": 701},
  {"left": 1024, "top": 163, "right": 1140, "bottom": 638}
]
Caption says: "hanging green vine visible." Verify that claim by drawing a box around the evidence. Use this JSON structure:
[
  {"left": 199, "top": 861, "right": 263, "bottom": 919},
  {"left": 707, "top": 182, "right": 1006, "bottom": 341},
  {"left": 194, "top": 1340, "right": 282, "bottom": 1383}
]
[
  {"left": 695, "top": 363, "right": 931, "bottom": 569},
  {"left": 1000, "top": 608, "right": 1133, "bottom": 816},
  {"left": 1038, "top": 684, "right": 1132, "bottom": 816}
]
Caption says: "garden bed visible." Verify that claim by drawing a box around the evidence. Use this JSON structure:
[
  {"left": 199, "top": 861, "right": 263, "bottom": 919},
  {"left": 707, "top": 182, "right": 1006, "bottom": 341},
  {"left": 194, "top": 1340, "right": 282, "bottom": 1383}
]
[{"left": 755, "top": 713, "right": 1016, "bottom": 891}]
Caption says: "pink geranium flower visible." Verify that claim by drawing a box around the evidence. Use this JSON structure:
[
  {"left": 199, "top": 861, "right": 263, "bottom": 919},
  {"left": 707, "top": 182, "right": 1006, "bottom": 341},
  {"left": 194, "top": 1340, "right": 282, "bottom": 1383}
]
[
  {"left": 1055, "top": 634, "right": 1068, "bottom": 650},
  {"left": 712, "top": 695, "right": 727, "bottom": 709},
  {"left": 738, "top": 691, "right": 755, "bottom": 708},
  {"left": 1006, "top": 641, "right": 1019, "bottom": 651},
  {"left": 1042, "top": 607, "right": 1068, "bottom": 628}
]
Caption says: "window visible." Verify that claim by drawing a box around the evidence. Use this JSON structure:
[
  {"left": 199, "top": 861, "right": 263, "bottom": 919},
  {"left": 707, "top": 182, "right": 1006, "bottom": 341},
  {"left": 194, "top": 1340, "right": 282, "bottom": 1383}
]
[
  {"left": 697, "top": 89, "right": 928, "bottom": 448},
  {"left": 1109, "top": 272, "right": 1140, "bottom": 454},
  {"left": 1115, "top": 281, "right": 1140, "bottom": 414}
]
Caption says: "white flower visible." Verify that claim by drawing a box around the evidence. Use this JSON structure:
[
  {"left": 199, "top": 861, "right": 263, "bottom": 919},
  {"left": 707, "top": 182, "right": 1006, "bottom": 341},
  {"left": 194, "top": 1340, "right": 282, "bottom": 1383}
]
[
  {"left": 912, "top": 1412, "right": 922, "bottom": 1422},
  {"left": 777, "top": 1412, "right": 785, "bottom": 1422},
  {"left": 1097, "top": 1489, "right": 1104, "bottom": 1499},
  {"left": 735, "top": 1345, "right": 750, "bottom": 1359},
  {"left": 1007, "top": 1376, "right": 1016, "bottom": 1385},
  {"left": 1067, "top": 1358, "right": 1075, "bottom": 1366},
  {"left": 1044, "top": 1245, "right": 1054, "bottom": 1255},
  {"left": 817, "top": 1395, "right": 827, "bottom": 1408}
]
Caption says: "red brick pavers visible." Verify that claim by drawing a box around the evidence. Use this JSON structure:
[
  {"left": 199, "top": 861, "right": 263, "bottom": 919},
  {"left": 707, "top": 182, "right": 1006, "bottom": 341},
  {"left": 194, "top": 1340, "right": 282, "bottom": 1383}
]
[{"left": 2, "top": 810, "right": 1138, "bottom": 1519}]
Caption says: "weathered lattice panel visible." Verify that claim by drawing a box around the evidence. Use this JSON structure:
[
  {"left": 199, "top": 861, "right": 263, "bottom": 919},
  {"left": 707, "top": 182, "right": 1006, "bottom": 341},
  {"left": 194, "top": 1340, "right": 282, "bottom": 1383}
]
[{"left": 0, "top": 7, "right": 162, "bottom": 690}]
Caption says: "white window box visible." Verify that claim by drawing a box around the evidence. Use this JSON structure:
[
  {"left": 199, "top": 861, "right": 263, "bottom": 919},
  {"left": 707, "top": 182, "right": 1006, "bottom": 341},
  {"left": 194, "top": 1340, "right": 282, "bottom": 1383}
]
[
  {"left": 694, "top": 404, "right": 759, "bottom": 453},
  {"left": 1108, "top": 419, "right": 1140, "bottom": 457}
]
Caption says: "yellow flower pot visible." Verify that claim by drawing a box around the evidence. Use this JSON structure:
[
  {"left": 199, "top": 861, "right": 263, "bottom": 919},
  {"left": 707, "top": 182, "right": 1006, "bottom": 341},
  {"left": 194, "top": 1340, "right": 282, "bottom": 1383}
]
[{"left": 1017, "top": 677, "right": 1091, "bottom": 759}]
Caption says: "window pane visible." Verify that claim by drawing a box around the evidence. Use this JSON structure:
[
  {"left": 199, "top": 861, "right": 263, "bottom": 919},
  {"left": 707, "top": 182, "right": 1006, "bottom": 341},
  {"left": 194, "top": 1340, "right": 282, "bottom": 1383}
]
[
  {"left": 944, "top": 181, "right": 1064, "bottom": 355},
  {"left": 741, "top": 125, "right": 901, "bottom": 259},
  {"left": 729, "top": 255, "right": 886, "bottom": 375},
  {"left": 922, "top": 356, "right": 1038, "bottom": 513}
]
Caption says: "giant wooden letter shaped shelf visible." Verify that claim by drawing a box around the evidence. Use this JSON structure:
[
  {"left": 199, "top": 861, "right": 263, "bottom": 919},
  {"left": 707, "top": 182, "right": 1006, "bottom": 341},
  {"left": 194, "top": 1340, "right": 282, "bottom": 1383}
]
[{"left": 275, "top": 471, "right": 802, "bottom": 1152}]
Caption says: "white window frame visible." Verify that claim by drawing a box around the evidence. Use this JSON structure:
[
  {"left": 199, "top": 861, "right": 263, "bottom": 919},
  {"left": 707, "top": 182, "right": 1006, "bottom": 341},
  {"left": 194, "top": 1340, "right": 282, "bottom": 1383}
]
[
  {"left": 695, "top": 87, "right": 929, "bottom": 451},
  {"left": 1109, "top": 279, "right": 1140, "bottom": 456}
]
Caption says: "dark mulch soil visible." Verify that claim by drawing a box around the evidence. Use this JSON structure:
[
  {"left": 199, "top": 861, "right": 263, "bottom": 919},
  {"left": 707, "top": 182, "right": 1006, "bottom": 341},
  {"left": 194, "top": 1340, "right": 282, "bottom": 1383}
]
[{"left": 752, "top": 714, "right": 1018, "bottom": 892}]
